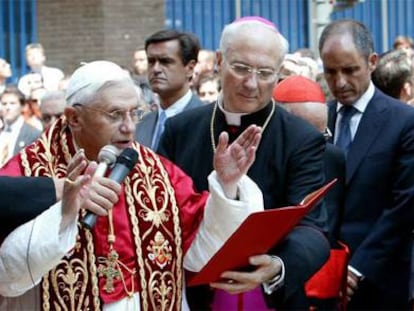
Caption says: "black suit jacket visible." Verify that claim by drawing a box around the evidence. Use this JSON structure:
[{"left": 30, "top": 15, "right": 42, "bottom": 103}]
[
  {"left": 134, "top": 93, "right": 203, "bottom": 147},
  {"left": 0, "top": 176, "right": 55, "bottom": 240},
  {"left": 328, "top": 89, "right": 414, "bottom": 309},
  {"left": 159, "top": 103, "right": 330, "bottom": 309}
]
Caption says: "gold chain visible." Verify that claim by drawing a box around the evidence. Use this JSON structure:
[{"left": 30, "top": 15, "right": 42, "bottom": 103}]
[
  {"left": 210, "top": 101, "right": 276, "bottom": 152},
  {"left": 98, "top": 209, "right": 136, "bottom": 297}
]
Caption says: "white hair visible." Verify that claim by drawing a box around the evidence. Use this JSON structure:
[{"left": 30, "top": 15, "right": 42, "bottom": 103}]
[
  {"left": 65, "top": 60, "right": 133, "bottom": 106},
  {"left": 219, "top": 19, "right": 289, "bottom": 66}
]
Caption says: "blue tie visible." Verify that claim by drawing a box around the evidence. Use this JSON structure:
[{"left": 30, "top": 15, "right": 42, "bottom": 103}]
[
  {"left": 335, "top": 105, "right": 356, "bottom": 157},
  {"left": 151, "top": 110, "right": 167, "bottom": 150}
]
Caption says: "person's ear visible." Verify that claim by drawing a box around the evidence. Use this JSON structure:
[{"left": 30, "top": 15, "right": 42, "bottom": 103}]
[
  {"left": 368, "top": 53, "right": 378, "bottom": 72},
  {"left": 216, "top": 51, "right": 223, "bottom": 72},
  {"left": 186, "top": 59, "right": 197, "bottom": 80},
  {"left": 400, "top": 82, "right": 412, "bottom": 102},
  {"left": 64, "top": 106, "right": 81, "bottom": 130}
]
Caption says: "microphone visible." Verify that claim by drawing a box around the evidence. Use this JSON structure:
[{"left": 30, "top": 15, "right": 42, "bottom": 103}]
[
  {"left": 82, "top": 147, "right": 139, "bottom": 230},
  {"left": 94, "top": 145, "right": 121, "bottom": 177}
]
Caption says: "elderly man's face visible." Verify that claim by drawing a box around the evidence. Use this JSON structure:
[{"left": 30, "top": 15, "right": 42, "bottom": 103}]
[
  {"left": 216, "top": 29, "right": 283, "bottom": 113},
  {"left": 68, "top": 82, "right": 139, "bottom": 160},
  {"left": 40, "top": 98, "right": 65, "bottom": 129}
]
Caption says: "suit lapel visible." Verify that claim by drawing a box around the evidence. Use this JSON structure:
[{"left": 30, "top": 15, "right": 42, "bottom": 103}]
[
  {"left": 346, "top": 91, "right": 388, "bottom": 184},
  {"left": 137, "top": 94, "right": 202, "bottom": 147},
  {"left": 327, "top": 102, "right": 337, "bottom": 144},
  {"left": 185, "top": 94, "right": 203, "bottom": 110},
  {"left": 138, "top": 112, "right": 157, "bottom": 147}
]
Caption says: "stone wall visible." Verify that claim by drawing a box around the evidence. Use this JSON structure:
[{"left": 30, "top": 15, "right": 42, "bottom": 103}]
[{"left": 37, "top": 0, "right": 165, "bottom": 76}]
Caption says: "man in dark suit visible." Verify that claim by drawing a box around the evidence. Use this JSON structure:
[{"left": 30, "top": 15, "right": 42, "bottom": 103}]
[
  {"left": 135, "top": 30, "right": 203, "bottom": 149},
  {"left": 158, "top": 16, "right": 330, "bottom": 310},
  {"left": 320, "top": 19, "right": 414, "bottom": 310}
]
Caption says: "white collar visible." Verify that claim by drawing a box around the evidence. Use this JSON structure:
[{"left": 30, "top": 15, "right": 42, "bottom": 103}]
[
  {"left": 336, "top": 81, "right": 375, "bottom": 113},
  {"left": 159, "top": 89, "right": 193, "bottom": 119},
  {"left": 8, "top": 115, "right": 25, "bottom": 132},
  {"left": 217, "top": 95, "right": 249, "bottom": 126}
]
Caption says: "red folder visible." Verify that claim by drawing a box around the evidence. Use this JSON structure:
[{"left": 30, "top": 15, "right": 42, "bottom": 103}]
[
  {"left": 305, "top": 241, "right": 350, "bottom": 300},
  {"left": 187, "top": 179, "right": 337, "bottom": 286}
]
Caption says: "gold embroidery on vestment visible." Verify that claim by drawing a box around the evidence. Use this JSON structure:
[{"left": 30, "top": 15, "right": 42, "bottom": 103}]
[
  {"left": 24, "top": 119, "right": 101, "bottom": 311},
  {"left": 21, "top": 119, "right": 184, "bottom": 310},
  {"left": 148, "top": 231, "right": 173, "bottom": 269}
]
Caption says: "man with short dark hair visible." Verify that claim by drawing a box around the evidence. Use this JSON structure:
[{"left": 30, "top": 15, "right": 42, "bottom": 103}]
[
  {"left": 135, "top": 30, "right": 203, "bottom": 150},
  {"left": 320, "top": 19, "right": 414, "bottom": 310},
  {"left": 0, "top": 85, "right": 41, "bottom": 166}
]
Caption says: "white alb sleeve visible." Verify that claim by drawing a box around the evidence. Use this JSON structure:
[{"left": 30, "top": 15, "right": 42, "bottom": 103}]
[
  {"left": 184, "top": 171, "right": 264, "bottom": 272},
  {"left": 0, "top": 201, "right": 78, "bottom": 297}
]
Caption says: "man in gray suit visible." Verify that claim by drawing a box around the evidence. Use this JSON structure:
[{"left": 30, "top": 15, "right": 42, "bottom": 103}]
[
  {"left": 0, "top": 85, "right": 41, "bottom": 166},
  {"left": 134, "top": 30, "right": 204, "bottom": 149}
]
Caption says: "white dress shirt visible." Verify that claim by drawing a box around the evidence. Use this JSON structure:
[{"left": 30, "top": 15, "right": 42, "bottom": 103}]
[
  {"left": 0, "top": 116, "right": 25, "bottom": 163},
  {"left": 151, "top": 90, "right": 193, "bottom": 149},
  {"left": 334, "top": 81, "right": 375, "bottom": 144}
]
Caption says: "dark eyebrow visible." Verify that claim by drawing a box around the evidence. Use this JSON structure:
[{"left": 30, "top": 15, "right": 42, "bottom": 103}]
[{"left": 148, "top": 56, "right": 175, "bottom": 63}]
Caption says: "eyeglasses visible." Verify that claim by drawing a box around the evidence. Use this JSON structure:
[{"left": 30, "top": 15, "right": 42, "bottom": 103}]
[
  {"left": 73, "top": 104, "right": 144, "bottom": 123},
  {"left": 227, "top": 61, "right": 277, "bottom": 81}
]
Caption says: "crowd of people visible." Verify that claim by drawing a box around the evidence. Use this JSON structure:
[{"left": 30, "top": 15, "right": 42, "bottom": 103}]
[{"left": 0, "top": 15, "right": 414, "bottom": 311}]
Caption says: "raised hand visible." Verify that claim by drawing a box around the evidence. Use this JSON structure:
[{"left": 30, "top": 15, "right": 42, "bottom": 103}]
[
  {"left": 60, "top": 149, "right": 121, "bottom": 231},
  {"left": 213, "top": 124, "right": 262, "bottom": 198}
]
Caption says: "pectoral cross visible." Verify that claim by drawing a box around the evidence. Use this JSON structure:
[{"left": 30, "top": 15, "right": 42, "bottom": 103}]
[{"left": 98, "top": 249, "right": 121, "bottom": 293}]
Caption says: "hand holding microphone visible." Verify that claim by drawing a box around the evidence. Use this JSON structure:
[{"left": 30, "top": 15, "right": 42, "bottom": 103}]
[
  {"left": 81, "top": 147, "right": 139, "bottom": 229},
  {"left": 79, "top": 144, "right": 121, "bottom": 228},
  {"left": 94, "top": 145, "right": 121, "bottom": 177}
]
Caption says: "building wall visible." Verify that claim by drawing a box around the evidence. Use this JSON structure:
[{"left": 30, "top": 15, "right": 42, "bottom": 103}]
[
  {"left": 36, "top": 0, "right": 165, "bottom": 76},
  {"left": 28, "top": 0, "right": 414, "bottom": 77},
  {"left": 166, "top": 0, "right": 414, "bottom": 56}
]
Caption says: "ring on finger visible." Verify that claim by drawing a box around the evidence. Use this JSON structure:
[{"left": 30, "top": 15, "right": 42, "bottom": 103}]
[{"left": 65, "top": 177, "right": 76, "bottom": 185}]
